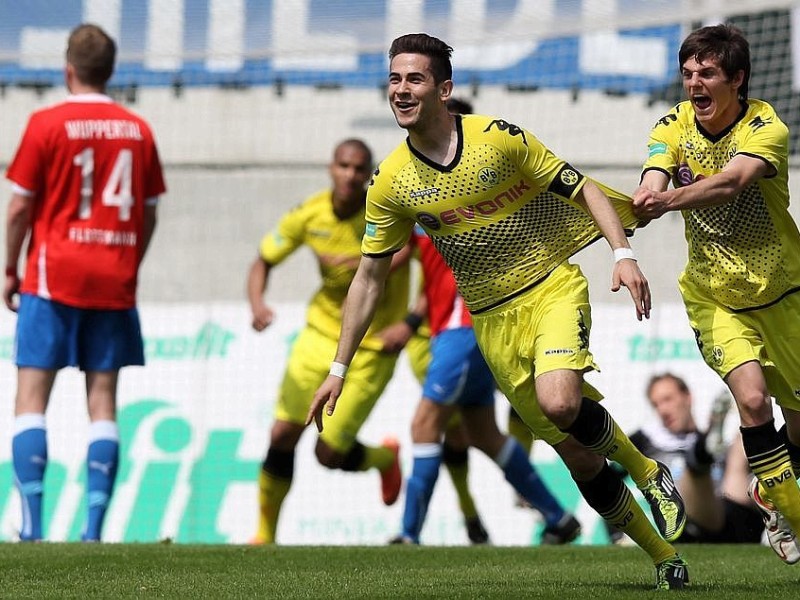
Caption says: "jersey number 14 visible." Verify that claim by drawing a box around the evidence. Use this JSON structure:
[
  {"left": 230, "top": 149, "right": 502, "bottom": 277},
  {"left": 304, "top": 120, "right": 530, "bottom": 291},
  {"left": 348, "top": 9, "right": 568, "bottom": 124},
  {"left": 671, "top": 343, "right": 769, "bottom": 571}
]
[{"left": 73, "top": 148, "right": 134, "bottom": 221}]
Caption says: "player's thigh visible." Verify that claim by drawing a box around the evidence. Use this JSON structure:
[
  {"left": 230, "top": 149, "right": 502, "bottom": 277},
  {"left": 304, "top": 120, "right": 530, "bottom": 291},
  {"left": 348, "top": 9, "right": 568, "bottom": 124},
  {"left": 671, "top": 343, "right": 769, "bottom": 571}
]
[
  {"left": 755, "top": 295, "right": 800, "bottom": 413},
  {"left": 683, "top": 286, "right": 763, "bottom": 381},
  {"left": 531, "top": 263, "right": 600, "bottom": 380},
  {"left": 274, "top": 327, "right": 334, "bottom": 425},
  {"left": 405, "top": 330, "right": 431, "bottom": 385},
  {"left": 80, "top": 307, "right": 145, "bottom": 370},
  {"left": 319, "top": 349, "right": 397, "bottom": 453},
  {"left": 472, "top": 290, "right": 568, "bottom": 446},
  {"left": 423, "top": 328, "right": 492, "bottom": 406},
  {"left": 15, "top": 294, "right": 77, "bottom": 369}
]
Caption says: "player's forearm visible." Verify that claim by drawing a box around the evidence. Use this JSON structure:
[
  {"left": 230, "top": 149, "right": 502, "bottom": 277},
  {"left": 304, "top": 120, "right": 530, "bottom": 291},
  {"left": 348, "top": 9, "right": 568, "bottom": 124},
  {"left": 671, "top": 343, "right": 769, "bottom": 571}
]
[
  {"left": 5, "top": 194, "right": 32, "bottom": 271},
  {"left": 334, "top": 256, "right": 391, "bottom": 364},
  {"left": 666, "top": 170, "right": 750, "bottom": 210},
  {"left": 140, "top": 206, "right": 157, "bottom": 260},
  {"left": 246, "top": 258, "right": 271, "bottom": 311},
  {"left": 579, "top": 181, "right": 631, "bottom": 251}
]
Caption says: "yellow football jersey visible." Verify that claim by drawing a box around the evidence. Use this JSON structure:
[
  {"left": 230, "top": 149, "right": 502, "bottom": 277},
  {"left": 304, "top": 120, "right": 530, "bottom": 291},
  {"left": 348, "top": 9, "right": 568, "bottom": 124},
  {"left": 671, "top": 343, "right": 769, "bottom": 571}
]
[
  {"left": 643, "top": 99, "right": 800, "bottom": 311},
  {"left": 260, "top": 190, "right": 409, "bottom": 350},
  {"left": 362, "top": 114, "right": 637, "bottom": 313}
]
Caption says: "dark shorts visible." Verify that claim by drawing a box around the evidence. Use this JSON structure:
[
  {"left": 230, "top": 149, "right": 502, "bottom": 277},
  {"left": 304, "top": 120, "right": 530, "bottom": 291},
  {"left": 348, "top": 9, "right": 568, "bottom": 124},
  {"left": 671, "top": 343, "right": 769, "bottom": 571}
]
[
  {"left": 15, "top": 293, "right": 145, "bottom": 371},
  {"left": 679, "top": 498, "right": 763, "bottom": 544}
]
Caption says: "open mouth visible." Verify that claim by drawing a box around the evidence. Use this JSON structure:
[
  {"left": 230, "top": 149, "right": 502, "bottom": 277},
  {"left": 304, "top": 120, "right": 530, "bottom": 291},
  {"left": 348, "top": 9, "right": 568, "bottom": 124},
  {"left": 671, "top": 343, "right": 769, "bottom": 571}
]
[{"left": 692, "top": 94, "right": 712, "bottom": 110}]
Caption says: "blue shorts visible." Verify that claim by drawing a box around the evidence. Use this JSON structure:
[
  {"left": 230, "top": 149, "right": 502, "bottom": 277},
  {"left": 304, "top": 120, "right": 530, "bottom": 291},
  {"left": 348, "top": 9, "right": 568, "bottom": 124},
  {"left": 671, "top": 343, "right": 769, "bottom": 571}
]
[
  {"left": 422, "top": 327, "right": 495, "bottom": 407},
  {"left": 15, "top": 294, "right": 145, "bottom": 371}
]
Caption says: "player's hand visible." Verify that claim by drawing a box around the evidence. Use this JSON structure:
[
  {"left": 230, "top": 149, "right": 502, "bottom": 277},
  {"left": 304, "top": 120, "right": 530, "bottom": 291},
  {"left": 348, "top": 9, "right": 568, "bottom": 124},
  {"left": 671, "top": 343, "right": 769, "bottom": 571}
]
[
  {"left": 632, "top": 186, "right": 670, "bottom": 221},
  {"left": 251, "top": 304, "right": 275, "bottom": 331},
  {"left": 611, "top": 259, "right": 651, "bottom": 321},
  {"left": 376, "top": 321, "right": 414, "bottom": 353},
  {"left": 306, "top": 375, "right": 345, "bottom": 432},
  {"left": 3, "top": 272, "right": 20, "bottom": 312}
]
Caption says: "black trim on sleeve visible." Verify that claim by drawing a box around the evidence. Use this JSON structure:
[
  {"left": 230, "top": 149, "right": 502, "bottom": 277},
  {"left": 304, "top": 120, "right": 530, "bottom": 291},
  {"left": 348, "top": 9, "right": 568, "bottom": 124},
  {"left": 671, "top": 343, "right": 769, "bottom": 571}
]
[
  {"left": 362, "top": 248, "right": 401, "bottom": 259},
  {"left": 547, "top": 163, "right": 585, "bottom": 199},
  {"left": 639, "top": 166, "right": 672, "bottom": 184},
  {"left": 737, "top": 152, "right": 778, "bottom": 179}
]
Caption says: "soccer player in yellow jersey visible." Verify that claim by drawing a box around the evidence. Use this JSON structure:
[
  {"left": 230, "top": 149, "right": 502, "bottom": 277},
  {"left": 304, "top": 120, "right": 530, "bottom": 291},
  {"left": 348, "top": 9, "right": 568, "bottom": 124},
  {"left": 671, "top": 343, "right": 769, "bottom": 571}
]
[
  {"left": 308, "top": 34, "right": 688, "bottom": 590},
  {"left": 634, "top": 24, "right": 800, "bottom": 565},
  {"left": 247, "top": 139, "right": 407, "bottom": 544}
]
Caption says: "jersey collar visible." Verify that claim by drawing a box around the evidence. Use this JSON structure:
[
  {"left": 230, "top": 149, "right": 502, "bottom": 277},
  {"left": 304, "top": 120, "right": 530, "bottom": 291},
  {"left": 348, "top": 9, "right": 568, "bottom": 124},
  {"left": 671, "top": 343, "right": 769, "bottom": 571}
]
[
  {"left": 405, "top": 114, "right": 464, "bottom": 173},
  {"left": 66, "top": 93, "right": 113, "bottom": 103},
  {"left": 694, "top": 100, "right": 748, "bottom": 143}
]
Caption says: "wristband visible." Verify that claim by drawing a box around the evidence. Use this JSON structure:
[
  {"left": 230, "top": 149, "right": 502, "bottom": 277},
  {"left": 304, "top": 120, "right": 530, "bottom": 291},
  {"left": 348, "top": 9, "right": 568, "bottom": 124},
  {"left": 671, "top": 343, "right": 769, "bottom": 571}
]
[
  {"left": 329, "top": 361, "right": 348, "bottom": 379},
  {"left": 403, "top": 312, "right": 424, "bottom": 333},
  {"left": 4, "top": 266, "right": 17, "bottom": 277},
  {"left": 613, "top": 248, "right": 636, "bottom": 263}
]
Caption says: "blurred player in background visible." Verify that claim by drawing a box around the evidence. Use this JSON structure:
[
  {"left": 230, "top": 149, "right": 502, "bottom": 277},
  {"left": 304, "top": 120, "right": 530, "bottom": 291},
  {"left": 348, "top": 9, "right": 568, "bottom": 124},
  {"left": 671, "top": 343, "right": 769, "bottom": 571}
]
[
  {"left": 634, "top": 23, "right": 800, "bottom": 564},
  {"left": 388, "top": 221, "right": 581, "bottom": 546},
  {"left": 608, "top": 373, "right": 762, "bottom": 545},
  {"left": 4, "top": 24, "right": 165, "bottom": 542},
  {"left": 308, "top": 33, "right": 688, "bottom": 590},
  {"left": 247, "top": 139, "right": 407, "bottom": 544}
]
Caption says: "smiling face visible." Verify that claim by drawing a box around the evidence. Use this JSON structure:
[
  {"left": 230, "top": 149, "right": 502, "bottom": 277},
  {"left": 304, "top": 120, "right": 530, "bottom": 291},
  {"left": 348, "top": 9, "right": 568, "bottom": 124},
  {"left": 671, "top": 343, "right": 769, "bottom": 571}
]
[
  {"left": 387, "top": 52, "right": 452, "bottom": 133},
  {"left": 681, "top": 55, "right": 744, "bottom": 135}
]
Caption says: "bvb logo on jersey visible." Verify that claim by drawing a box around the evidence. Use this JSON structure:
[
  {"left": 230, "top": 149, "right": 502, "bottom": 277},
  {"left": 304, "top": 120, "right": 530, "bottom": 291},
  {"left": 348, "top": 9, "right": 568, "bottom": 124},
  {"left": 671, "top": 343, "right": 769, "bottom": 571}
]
[
  {"left": 560, "top": 169, "right": 579, "bottom": 186},
  {"left": 711, "top": 345, "right": 724, "bottom": 366},
  {"left": 477, "top": 167, "right": 499, "bottom": 188}
]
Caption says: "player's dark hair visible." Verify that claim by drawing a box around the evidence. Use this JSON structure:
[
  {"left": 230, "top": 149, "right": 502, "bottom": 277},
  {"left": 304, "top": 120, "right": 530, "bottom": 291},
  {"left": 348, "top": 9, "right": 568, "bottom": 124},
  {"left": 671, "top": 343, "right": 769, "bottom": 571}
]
[
  {"left": 446, "top": 97, "right": 473, "bottom": 115},
  {"left": 679, "top": 24, "right": 750, "bottom": 101},
  {"left": 646, "top": 373, "right": 690, "bottom": 399},
  {"left": 67, "top": 23, "right": 116, "bottom": 87},
  {"left": 389, "top": 33, "right": 453, "bottom": 84},
  {"left": 335, "top": 138, "right": 373, "bottom": 167}
]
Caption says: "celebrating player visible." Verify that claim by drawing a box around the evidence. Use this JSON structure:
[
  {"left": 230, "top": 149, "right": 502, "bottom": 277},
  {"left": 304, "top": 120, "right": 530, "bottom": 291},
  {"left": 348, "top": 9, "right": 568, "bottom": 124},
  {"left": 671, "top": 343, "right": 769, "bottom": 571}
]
[
  {"left": 307, "top": 33, "right": 688, "bottom": 590},
  {"left": 634, "top": 23, "right": 800, "bottom": 564},
  {"left": 247, "top": 139, "right": 406, "bottom": 544},
  {"left": 4, "top": 24, "right": 166, "bottom": 541}
]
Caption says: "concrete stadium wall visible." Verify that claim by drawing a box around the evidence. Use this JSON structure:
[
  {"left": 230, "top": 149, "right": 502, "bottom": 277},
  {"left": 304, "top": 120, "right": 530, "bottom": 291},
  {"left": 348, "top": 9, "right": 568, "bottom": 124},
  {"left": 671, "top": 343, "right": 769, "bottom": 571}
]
[{"left": 3, "top": 86, "right": 800, "bottom": 307}]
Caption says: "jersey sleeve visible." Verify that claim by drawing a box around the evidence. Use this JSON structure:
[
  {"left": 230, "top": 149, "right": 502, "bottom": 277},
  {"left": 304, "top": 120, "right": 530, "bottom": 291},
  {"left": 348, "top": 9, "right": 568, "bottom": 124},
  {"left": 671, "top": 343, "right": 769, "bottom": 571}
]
[
  {"left": 6, "top": 114, "right": 45, "bottom": 193},
  {"left": 142, "top": 124, "right": 167, "bottom": 199},
  {"left": 641, "top": 107, "right": 681, "bottom": 177},
  {"left": 361, "top": 169, "right": 414, "bottom": 257},
  {"left": 503, "top": 124, "right": 588, "bottom": 201},
  {"left": 737, "top": 115, "right": 788, "bottom": 177},
  {"left": 258, "top": 203, "right": 307, "bottom": 265}
]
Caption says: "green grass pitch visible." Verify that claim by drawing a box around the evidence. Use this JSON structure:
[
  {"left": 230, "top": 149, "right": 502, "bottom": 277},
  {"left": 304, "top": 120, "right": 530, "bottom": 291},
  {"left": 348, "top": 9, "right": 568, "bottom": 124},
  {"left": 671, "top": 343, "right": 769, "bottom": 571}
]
[{"left": 1, "top": 543, "right": 795, "bottom": 598}]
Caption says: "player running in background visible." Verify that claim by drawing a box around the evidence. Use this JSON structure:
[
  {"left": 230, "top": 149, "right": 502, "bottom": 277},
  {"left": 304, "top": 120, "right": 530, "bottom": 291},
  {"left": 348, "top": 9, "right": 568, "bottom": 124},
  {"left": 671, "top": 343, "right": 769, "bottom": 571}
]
[
  {"left": 308, "top": 33, "right": 688, "bottom": 590},
  {"left": 634, "top": 23, "right": 800, "bottom": 565},
  {"left": 247, "top": 139, "right": 406, "bottom": 544},
  {"left": 4, "top": 24, "right": 165, "bottom": 542},
  {"left": 389, "top": 223, "right": 581, "bottom": 545}
]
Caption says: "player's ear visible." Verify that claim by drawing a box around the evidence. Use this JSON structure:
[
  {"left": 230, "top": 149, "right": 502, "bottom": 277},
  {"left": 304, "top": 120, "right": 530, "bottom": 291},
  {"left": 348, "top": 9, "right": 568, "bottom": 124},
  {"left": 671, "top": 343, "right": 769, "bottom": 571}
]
[{"left": 439, "top": 79, "right": 453, "bottom": 103}]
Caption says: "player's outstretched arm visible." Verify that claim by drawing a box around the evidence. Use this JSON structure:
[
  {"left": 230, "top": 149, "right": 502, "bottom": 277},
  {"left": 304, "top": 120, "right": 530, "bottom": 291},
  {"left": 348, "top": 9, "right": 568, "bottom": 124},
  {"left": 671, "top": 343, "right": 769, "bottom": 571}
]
[
  {"left": 306, "top": 254, "right": 393, "bottom": 431},
  {"left": 576, "top": 180, "right": 651, "bottom": 320}
]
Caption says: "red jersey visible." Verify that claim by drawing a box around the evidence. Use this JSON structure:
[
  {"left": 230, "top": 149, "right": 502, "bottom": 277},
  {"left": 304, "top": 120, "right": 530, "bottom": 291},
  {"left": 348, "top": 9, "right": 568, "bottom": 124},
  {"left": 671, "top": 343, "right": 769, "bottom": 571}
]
[
  {"left": 6, "top": 94, "right": 166, "bottom": 309},
  {"left": 411, "top": 224, "right": 472, "bottom": 336}
]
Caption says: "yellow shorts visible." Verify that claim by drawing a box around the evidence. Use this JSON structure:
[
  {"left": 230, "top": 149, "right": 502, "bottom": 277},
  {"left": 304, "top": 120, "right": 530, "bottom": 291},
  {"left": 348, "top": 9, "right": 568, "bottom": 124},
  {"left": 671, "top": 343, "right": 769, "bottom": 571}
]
[
  {"left": 275, "top": 326, "right": 398, "bottom": 453},
  {"left": 684, "top": 286, "right": 800, "bottom": 411},
  {"left": 405, "top": 328, "right": 431, "bottom": 385},
  {"left": 472, "top": 262, "right": 602, "bottom": 446}
]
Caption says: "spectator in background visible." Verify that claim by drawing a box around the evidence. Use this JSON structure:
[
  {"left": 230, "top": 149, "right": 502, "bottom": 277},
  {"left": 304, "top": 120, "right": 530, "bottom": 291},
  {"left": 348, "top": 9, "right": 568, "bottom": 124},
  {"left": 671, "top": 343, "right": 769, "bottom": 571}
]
[
  {"left": 247, "top": 139, "right": 407, "bottom": 545},
  {"left": 609, "top": 373, "right": 763, "bottom": 545},
  {"left": 633, "top": 23, "right": 800, "bottom": 564},
  {"left": 4, "top": 24, "right": 166, "bottom": 541},
  {"left": 308, "top": 32, "right": 688, "bottom": 590}
]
